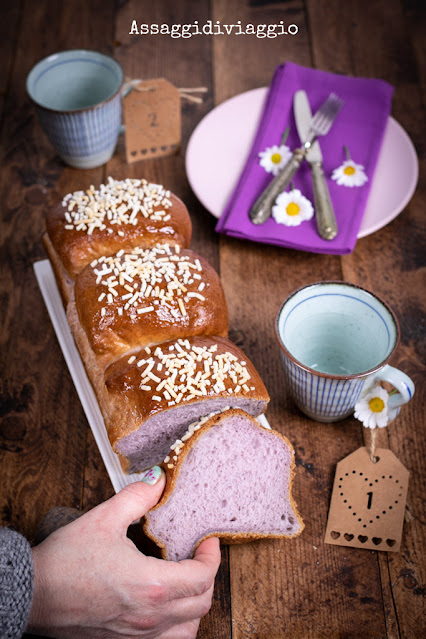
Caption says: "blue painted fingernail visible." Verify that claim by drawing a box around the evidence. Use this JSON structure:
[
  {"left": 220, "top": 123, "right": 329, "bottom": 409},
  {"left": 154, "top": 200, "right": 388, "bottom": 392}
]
[{"left": 141, "top": 466, "right": 162, "bottom": 485}]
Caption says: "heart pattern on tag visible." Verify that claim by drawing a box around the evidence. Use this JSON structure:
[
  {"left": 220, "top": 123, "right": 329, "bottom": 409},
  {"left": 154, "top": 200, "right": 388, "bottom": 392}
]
[
  {"left": 336, "top": 469, "right": 404, "bottom": 528},
  {"left": 325, "top": 447, "right": 409, "bottom": 552},
  {"left": 124, "top": 78, "right": 181, "bottom": 164}
]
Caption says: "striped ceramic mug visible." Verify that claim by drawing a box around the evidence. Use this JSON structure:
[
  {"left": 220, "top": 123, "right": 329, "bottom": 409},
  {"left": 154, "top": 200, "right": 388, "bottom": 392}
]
[
  {"left": 26, "top": 50, "right": 123, "bottom": 169},
  {"left": 275, "top": 282, "right": 414, "bottom": 423}
]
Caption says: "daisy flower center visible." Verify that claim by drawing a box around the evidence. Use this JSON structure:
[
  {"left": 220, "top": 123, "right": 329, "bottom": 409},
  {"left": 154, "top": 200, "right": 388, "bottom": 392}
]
[
  {"left": 369, "top": 397, "right": 385, "bottom": 413},
  {"left": 286, "top": 202, "right": 300, "bottom": 216},
  {"left": 271, "top": 153, "right": 282, "bottom": 164},
  {"left": 344, "top": 166, "right": 356, "bottom": 176}
]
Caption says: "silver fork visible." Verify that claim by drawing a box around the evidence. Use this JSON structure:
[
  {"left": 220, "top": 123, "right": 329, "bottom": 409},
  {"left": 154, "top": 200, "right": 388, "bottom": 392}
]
[{"left": 249, "top": 93, "right": 344, "bottom": 225}]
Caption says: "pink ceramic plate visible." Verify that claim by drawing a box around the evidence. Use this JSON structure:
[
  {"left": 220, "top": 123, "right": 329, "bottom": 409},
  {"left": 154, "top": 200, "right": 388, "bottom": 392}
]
[{"left": 185, "top": 87, "right": 418, "bottom": 238}]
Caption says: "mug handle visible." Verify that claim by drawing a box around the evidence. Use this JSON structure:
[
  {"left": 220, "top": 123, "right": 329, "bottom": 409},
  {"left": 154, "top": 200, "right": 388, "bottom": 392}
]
[{"left": 372, "top": 364, "right": 415, "bottom": 421}]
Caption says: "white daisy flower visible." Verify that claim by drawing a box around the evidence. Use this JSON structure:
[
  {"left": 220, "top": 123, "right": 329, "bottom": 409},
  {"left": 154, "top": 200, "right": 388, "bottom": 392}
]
[
  {"left": 258, "top": 144, "right": 292, "bottom": 176},
  {"left": 272, "top": 189, "right": 314, "bottom": 227},
  {"left": 332, "top": 159, "right": 368, "bottom": 187},
  {"left": 354, "top": 385, "right": 389, "bottom": 429}
]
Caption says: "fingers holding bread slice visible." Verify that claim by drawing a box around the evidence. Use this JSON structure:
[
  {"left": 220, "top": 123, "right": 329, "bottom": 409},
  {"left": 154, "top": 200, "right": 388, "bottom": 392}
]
[{"left": 144, "top": 409, "right": 304, "bottom": 561}]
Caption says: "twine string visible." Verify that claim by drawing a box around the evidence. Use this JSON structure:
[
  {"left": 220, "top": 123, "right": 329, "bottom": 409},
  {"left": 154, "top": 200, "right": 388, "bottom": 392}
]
[
  {"left": 178, "top": 87, "right": 208, "bottom": 104},
  {"left": 122, "top": 78, "right": 207, "bottom": 103},
  {"left": 369, "top": 428, "right": 378, "bottom": 463}
]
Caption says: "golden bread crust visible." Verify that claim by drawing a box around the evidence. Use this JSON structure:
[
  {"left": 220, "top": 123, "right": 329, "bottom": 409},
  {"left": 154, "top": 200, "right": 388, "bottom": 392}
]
[
  {"left": 104, "top": 337, "right": 269, "bottom": 447},
  {"left": 46, "top": 185, "right": 192, "bottom": 278},
  {"left": 73, "top": 247, "right": 229, "bottom": 362},
  {"left": 66, "top": 297, "right": 111, "bottom": 406}
]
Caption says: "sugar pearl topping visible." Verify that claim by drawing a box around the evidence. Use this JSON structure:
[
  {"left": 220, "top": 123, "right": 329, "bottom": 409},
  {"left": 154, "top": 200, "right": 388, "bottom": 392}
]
[
  {"left": 133, "top": 338, "right": 255, "bottom": 408},
  {"left": 91, "top": 245, "right": 206, "bottom": 319},
  {"left": 164, "top": 406, "right": 230, "bottom": 467},
  {"left": 62, "top": 177, "right": 173, "bottom": 235}
]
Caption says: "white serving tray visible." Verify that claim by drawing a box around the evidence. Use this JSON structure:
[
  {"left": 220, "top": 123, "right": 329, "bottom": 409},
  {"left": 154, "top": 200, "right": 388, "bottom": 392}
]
[{"left": 34, "top": 259, "right": 271, "bottom": 493}]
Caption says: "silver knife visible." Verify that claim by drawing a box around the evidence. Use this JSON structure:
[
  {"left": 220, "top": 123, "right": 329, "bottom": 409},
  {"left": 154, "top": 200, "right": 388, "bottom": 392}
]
[{"left": 294, "top": 90, "right": 338, "bottom": 240}]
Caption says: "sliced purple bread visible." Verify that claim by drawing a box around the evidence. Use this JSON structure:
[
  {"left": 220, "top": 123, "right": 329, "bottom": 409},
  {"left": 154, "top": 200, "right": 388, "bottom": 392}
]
[
  {"left": 103, "top": 336, "right": 269, "bottom": 473},
  {"left": 144, "top": 409, "right": 304, "bottom": 561}
]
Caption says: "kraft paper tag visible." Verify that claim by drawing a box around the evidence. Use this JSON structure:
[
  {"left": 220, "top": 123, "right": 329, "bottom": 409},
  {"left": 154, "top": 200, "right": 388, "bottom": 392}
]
[
  {"left": 325, "top": 447, "right": 409, "bottom": 552},
  {"left": 123, "top": 78, "right": 181, "bottom": 163}
]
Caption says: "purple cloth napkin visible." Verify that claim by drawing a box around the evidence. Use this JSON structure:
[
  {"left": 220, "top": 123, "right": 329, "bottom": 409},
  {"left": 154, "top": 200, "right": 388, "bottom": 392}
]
[{"left": 216, "top": 62, "right": 394, "bottom": 254}]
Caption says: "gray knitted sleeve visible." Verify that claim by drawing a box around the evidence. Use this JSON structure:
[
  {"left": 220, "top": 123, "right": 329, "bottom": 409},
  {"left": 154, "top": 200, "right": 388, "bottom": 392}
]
[{"left": 0, "top": 528, "right": 34, "bottom": 639}]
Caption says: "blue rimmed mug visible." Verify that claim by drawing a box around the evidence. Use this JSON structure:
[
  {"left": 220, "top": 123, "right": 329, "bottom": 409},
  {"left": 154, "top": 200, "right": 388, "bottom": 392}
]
[
  {"left": 26, "top": 49, "right": 123, "bottom": 169},
  {"left": 275, "top": 281, "right": 415, "bottom": 423}
]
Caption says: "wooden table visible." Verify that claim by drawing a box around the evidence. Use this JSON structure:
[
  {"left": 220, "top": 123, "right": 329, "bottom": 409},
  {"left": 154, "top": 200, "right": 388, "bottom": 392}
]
[{"left": 1, "top": 1, "right": 424, "bottom": 637}]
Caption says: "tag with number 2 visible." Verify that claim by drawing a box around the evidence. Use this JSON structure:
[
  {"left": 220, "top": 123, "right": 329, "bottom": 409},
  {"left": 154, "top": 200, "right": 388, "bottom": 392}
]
[{"left": 123, "top": 78, "right": 181, "bottom": 163}]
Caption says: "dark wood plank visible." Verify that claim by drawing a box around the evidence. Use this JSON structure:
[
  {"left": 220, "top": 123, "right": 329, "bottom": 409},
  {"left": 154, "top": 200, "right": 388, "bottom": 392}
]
[
  {"left": 342, "top": 117, "right": 426, "bottom": 639},
  {"left": 208, "top": 1, "right": 388, "bottom": 637},
  {"left": 389, "top": 7, "right": 426, "bottom": 638},
  {"left": 209, "top": 0, "right": 424, "bottom": 637},
  {"left": 0, "top": 5, "right": 117, "bottom": 639},
  {"left": 212, "top": 0, "right": 311, "bottom": 103},
  {"left": 403, "top": 0, "right": 426, "bottom": 88},
  {"left": 0, "top": 0, "right": 22, "bottom": 122},
  {"left": 0, "top": 0, "right": 114, "bottom": 539},
  {"left": 306, "top": 0, "right": 418, "bottom": 83},
  {"left": 308, "top": 1, "right": 426, "bottom": 638}
]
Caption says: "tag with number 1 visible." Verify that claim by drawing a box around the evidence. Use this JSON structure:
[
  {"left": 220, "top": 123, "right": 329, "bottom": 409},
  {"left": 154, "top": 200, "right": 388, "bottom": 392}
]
[{"left": 325, "top": 447, "right": 409, "bottom": 552}]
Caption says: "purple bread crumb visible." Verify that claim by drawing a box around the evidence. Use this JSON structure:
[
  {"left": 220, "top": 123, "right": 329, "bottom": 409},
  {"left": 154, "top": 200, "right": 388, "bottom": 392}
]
[
  {"left": 117, "top": 397, "right": 268, "bottom": 473},
  {"left": 145, "top": 412, "right": 302, "bottom": 560}
]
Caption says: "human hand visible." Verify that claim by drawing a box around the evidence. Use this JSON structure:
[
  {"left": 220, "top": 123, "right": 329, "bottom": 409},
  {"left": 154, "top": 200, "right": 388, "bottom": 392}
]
[{"left": 28, "top": 468, "right": 221, "bottom": 638}]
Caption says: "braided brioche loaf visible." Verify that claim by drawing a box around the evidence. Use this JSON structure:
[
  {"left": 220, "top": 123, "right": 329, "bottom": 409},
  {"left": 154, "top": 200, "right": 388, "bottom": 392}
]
[
  {"left": 45, "top": 177, "right": 270, "bottom": 473},
  {"left": 44, "top": 177, "right": 191, "bottom": 304},
  {"left": 104, "top": 336, "right": 269, "bottom": 473}
]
